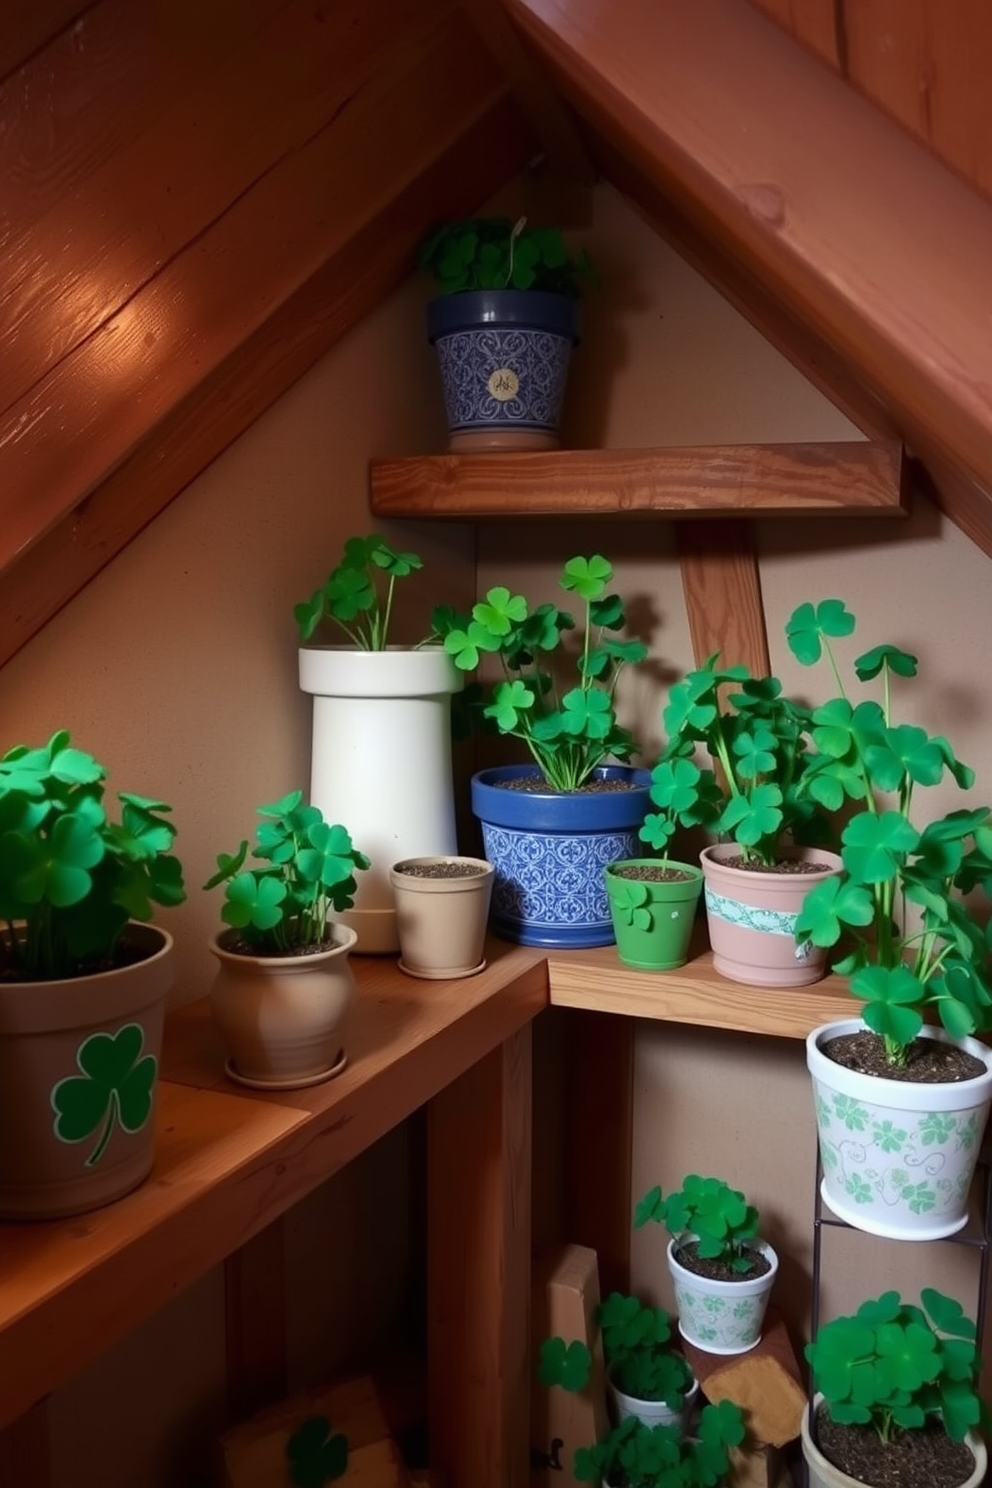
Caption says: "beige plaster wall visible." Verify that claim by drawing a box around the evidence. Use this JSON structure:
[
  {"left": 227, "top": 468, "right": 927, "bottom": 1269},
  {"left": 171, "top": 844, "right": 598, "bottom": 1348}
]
[{"left": 3, "top": 175, "right": 992, "bottom": 1481}]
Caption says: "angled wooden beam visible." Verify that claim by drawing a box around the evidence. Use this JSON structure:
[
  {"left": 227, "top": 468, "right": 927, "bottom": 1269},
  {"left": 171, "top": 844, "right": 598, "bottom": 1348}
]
[
  {"left": 458, "top": 0, "right": 597, "bottom": 184},
  {"left": 499, "top": 0, "right": 992, "bottom": 555}
]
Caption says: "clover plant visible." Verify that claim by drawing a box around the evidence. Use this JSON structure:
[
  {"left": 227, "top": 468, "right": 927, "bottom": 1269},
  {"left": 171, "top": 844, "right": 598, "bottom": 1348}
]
[
  {"left": 786, "top": 599, "right": 992, "bottom": 1067},
  {"left": 443, "top": 554, "right": 648, "bottom": 792},
  {"left": 639, "top": 654, "right": 828, "bottom": 868},
  {"left": 634, "top": 1174, "right": 760, "bottom": 1274},
  {"left": 539, "top": 1293, "right": 693, "bottom": 1409},
  {"left": 285, "top": 1415, "right": 348, "bottom": 1487},
  {"left": 295, "top": 533, "right": 454, "bottom": 650},
  {"left": 204, "top": 790, "right": 369, "bottom": 954},
  {"left": 575, "top": 1401, "right": 744, "bottom": 1487},
  {"left": 0, "top": 730, "right": 186, "bottom": 982},
  {"left": 418, "top": 215, "right": 598, "bottom": 299},
  {"left": 805, "top": 1288, "right": 989, "bottom": 1445}
]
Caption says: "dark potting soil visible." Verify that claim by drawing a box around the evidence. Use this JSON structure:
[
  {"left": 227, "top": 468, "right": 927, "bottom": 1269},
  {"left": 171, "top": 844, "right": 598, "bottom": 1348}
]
[
  {"left": 721, "top": 855, "right": 833, "bottom": 874},
  {"left": 813, "top": 1401, "right": 976, "bottom": 1488},
  {"left": 822, "top": 1029, "right": 987, "bottom": 1084},
  {"left": 497, "top": 774, "right": 639, "bottom": 795},
  {"left": 223, "top": 936, "right": 340, "bottom": 959},
  {"left": 612, "top": 863, "right": 697, "bottom": 884},
  {"left": 395, "top": 861, "right": 488, "bottom": 879},
  {"left": 671, "top": 1238, "right": 770, "bottom": 1283}
]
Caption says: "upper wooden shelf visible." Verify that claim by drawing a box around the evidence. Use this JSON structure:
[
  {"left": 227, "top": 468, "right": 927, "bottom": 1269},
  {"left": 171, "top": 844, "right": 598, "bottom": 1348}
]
[
  {"left": 0, "top": 942, "right": 546, "bottom": 1432},
  {"left": 369, "top": 441, "right": 907, "bottom": 520},
  {"left": 546, "top": 945, "right": 860, "bottom": 1039}
]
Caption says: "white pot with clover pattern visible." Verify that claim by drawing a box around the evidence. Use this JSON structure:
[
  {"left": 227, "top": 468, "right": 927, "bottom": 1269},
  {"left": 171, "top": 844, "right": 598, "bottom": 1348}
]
[
  {"left": 666, "top": 1235, "right": 778, "bottom": 1356},
  {"left": 807, "top": 1019, "right": 992, "bottom": 1241},
  {"left": 0, "top": 924, "right": 174, "bottom": 1221}
]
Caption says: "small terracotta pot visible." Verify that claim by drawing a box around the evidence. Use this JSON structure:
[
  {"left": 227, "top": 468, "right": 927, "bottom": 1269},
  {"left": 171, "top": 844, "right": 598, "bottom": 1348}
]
[
  {"left": 390, "top": 856, "right": 494, "bottom": 979},
  {"left": 700, "top": 843, "right": 842, "bottom": 987},
  {"left": 209, "top": 925, "right": 357, "bottom": 1089}
]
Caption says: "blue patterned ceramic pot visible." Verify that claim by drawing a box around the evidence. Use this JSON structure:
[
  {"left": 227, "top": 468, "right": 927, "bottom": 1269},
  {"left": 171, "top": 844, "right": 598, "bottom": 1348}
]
[
  {"left": 470, "top": 764, "right": 650, "bottom": 948},
  {"left": 427, "top": 290, "right": 579, "bottom": 449}
]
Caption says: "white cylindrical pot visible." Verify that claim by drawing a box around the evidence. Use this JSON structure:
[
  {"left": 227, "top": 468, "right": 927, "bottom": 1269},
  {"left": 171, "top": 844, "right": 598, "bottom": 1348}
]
[
  {"left": 209, "top": 925, "right": 357, "bottom": 1088},
  {"left": 807, "top": 1019, "right": 992, "bottom": 1240},
  {"left": 667, "top": 1236, "right": 778, "bottom": 1355},
  {"left": 801, "top": 1394, "right": 987, "bottom": 1488},
  {"left": 607, "top": 1362, "right": 698, "bottom": 1432},
  {"left": 299, "top": 647, "right": 463, "bottom": 954}
]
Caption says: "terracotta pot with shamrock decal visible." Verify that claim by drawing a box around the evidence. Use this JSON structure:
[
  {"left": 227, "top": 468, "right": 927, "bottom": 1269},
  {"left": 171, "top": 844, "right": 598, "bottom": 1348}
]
[
  {"left": 0, "top": 731, "right": 185, "bottom": 1220},
  {"left": 0, "top": 923, "right": 175, "bottom": 1220}
]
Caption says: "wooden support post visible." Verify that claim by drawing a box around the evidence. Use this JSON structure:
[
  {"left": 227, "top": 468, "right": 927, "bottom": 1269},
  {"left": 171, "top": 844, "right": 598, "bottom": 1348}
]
[
  {"left": 224, "top": 1217, "right": 288, "bottom": 1423},
  {"left": 428, "top": 1026, "right": 532, "bottom": 1488},
  {"left": 0, "top": 1401, "right": 50, "bottom": 1488},
  {"left": 562, "top": 1011, "right": 633, "bottom": 1297},
  {"left": 676, "top": 520, "right": 770, "bottom": 672}
]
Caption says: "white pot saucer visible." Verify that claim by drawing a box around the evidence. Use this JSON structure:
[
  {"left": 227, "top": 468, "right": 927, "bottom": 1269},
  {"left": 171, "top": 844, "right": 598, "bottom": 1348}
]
[{"left": 224, "top": 1048, "right": 347, "bottom": 1091}]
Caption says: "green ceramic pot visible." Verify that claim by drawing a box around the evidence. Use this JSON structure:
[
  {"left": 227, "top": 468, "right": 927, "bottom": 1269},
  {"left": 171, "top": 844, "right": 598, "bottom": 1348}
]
[{"left": 605, "top": 859, "right": 704, "bottom": 971}]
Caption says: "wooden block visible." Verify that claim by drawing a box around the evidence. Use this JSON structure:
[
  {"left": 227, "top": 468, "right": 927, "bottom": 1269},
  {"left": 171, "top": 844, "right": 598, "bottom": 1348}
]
[
  {"left": 727, "top": 1442, "right": 794, "bottom": 1488},
  {"left": 530, "top": 1244, "right": 609, "bottom": 1486},
  {"left": 220, "top": 1373, "right": 411, "bottom": 1488},
  {"left": 681, "top": 1310, "right": 805, "bottom": 1448}
]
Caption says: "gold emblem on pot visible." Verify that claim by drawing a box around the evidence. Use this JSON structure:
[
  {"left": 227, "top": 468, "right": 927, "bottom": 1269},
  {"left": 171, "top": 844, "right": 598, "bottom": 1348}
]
[{"left": 487, "top": 368, "right": 519, "bottom": 401}]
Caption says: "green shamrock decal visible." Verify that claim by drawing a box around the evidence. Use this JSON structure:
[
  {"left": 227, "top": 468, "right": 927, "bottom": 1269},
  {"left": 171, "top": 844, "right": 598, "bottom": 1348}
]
[
  {"left": 285, "top": 1415, "right": 348, "bottom": 1488},
  {"left": 608, "top": 877, "right": 653, "bottom": 930},
  {"left": 51, "top": 1024, "right": 157, "bottom": 1166}
]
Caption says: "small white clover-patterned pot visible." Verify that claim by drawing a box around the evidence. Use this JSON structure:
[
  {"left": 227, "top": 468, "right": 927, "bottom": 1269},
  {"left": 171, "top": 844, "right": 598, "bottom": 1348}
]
[
  {"left": 807, "top": 1019, "right": 992, "bottom": 1241},
  {"left": 607, "top": 1362, "right": 699, "bottom": 1432},
  {"left": 666, "top": 1236, "right": 778, "bottom": 1356}
]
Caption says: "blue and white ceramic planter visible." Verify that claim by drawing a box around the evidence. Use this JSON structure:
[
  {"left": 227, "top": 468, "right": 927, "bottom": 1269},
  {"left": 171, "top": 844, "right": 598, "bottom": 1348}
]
[
  {"left": 427, "top": 290, "right": 579, "bottom": 450},
  {"left": 807, "top": 1018, "right": 992, "bottom": 1240},
  {"left": 470, "top": 764, "right": 650, "bottom": 948}
]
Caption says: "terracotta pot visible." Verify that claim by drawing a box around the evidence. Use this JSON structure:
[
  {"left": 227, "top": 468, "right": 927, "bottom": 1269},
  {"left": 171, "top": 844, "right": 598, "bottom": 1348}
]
[
  {"left": 700, "top": 843, "right": 842, "bottom": 987},
  {"left": 209, "top": 925, "right": 357, "bottom": 1089},
  {"left": 0, "top": 923, "right": 174, "bottom": 1220},
  {"left": 389, "top": 856, "right": 494, "bottom": 980},
  {"left": 807, "top": 1018, "right": 992, "bottom": 1240},
  {"left": 801, "top": 1394, "right": 987, "bottom": 1488}
]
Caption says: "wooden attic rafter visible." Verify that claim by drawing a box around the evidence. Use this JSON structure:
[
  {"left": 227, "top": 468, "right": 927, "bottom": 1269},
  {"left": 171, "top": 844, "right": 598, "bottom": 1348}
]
[{"left": 497, "top": 0, "right": 992, "bottom": 560}]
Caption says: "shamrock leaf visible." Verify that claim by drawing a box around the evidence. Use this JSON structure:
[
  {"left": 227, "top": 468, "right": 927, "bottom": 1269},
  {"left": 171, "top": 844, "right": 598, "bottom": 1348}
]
[
  {"left": 855, "top": 643, "right": 918, "bottom": 681},
  {"left": 537, "top": 1336, "right": 591, "bottom": 1391},
  {"left": 796, "top": 875, "right": 875, "bottom": 947},
  {"left": 560, "top": 554, "right": 612, "bottom": 601},
  {"left": 786, "top": 598, "right": 856, "bottom": 665},
  {"left": 52, "top": 1024, "right": 157, "bottom": 1167},
  {"left": 853, "top": 965, "right": 927, "bottom": 1049},
  {"left": 841, "top": 810, "right": 920, "bottom": 884},
  {"left": 719, "top": 782, "right": 783, "bottom": 848},
  {"left": 221, "top": 871, "right": 287, "bottom": 931},
  {"left": 559, "top": 687, "right": 613, "bottom": 740},
  {"left": 472, "top": 586, "right": 529, "bottom": 638},
  {"left": 485, "top": 679, "right": 536, "bottom": 733},
  {"left": 608, "top": 877, "right": 652, "bottom": 930},
  {"left": 285, "top": 1415, "right": 348, "bottom": 1488}
]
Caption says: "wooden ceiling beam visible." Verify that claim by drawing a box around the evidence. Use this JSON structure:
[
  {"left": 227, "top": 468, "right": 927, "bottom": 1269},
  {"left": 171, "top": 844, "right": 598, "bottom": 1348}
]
[{"left": 499, "top": 0, "right": 992, "bottom": 555}]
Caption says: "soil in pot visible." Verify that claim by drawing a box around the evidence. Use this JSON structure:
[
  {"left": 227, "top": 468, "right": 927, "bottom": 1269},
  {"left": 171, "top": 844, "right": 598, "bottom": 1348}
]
[
  {"left": 497, "top": 774, "right": 641, "bottom": 796},
  {"left": 670, "top": 1239, "right": 772, "bottom": 1284},
  {"left": 610, "top": 863, "right": 698, "bottom": 885},
  {"left": 393, "top": 860, "right": 489, "bottom": 880},
  {"left": 820, "top": 1030, "right": 986, "bottom": 1084},
  {"left": 718, "top": 855, "right": 836, "bottom": 874},
  {"left": 811, "top": 1400, "right": 976, "bottom": 1488}
]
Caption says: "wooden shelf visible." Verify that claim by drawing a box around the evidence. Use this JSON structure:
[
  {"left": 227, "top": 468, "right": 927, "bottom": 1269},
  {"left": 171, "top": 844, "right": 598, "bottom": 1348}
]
[
  {"left": 545, "top": 945, "right": 860, "bottom": 1039},
  {"left": 369, "top": 442, "right": 906, "bottom": 520},
  {"left": 0, "top": 941, "right": 546, "bottom": 1431}
]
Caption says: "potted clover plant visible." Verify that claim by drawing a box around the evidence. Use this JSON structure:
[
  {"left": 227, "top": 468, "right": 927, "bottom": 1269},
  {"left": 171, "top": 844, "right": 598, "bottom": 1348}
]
[
  {"left": 802, "top": 1288, "right": 989, "bottom": 1488},
  {"left": 634, "top": 1174, "right": 778, "bottom": 1355},
  {"left": 574, "top": 1401, "right": 745, "bottom": 1488},
  {"left": 786, "top": 599, "right": 992, "bottom": 1241},
  {"left": 295, "top": 533, "right": 463, "bottom": 954},
  {"left": 418, "top": 214, "right": 597, "bottom": 450},
  {"left": 643, "top": 650, "right": 842, "bottom": 987},
  {"left": 0, "top": 730, "right": 186, "bottom": 1220},
  {"left": 442, "top": 552, "right": 651, "bottom": 947},
  {"left": 204, "top": 788, "right": 369, "bottom": 1089},
  {"left": 539, "top": 1291, "right": 698, "bottom": 1433}
]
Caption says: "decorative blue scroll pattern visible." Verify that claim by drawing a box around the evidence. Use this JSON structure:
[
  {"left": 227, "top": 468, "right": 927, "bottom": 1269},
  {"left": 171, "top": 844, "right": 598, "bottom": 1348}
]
[{"left": 434, "top": 328, "right": 572, "bottom": 432}]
